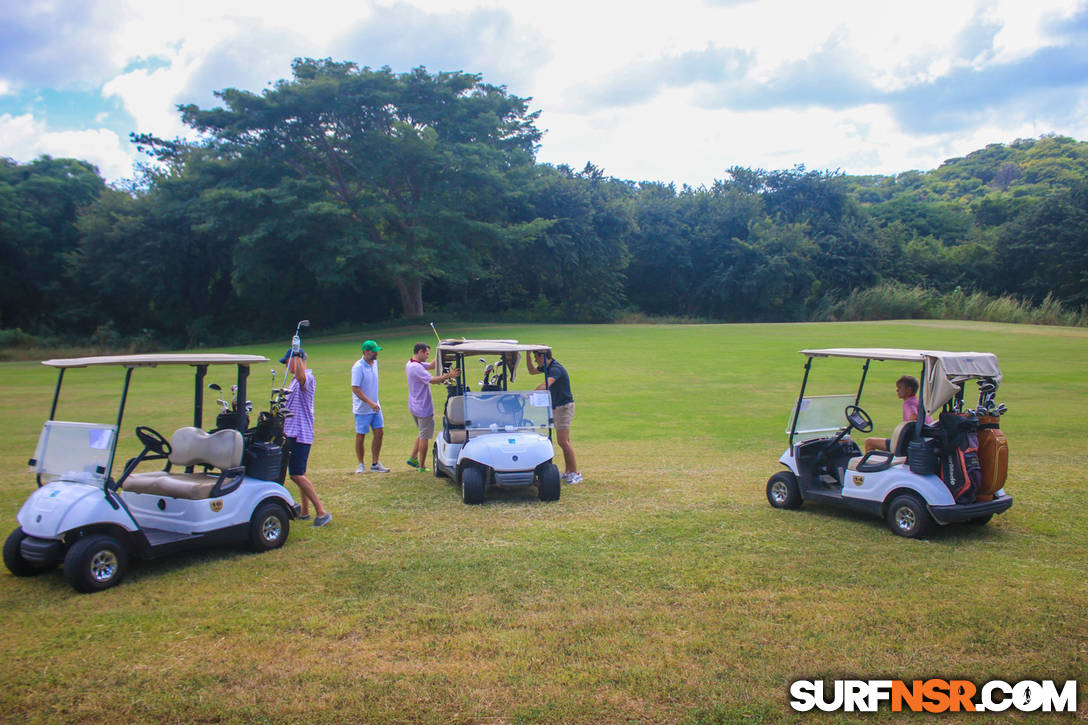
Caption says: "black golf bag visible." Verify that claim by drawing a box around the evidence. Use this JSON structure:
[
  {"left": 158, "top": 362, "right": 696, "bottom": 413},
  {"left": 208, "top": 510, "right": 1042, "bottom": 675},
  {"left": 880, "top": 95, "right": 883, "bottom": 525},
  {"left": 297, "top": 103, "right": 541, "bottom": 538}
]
[
  {"left": 241, "top": 411, "right": 289, "bottom": 484},
  {"left": 925, "top": 413, "right": 982, "bottom": 504}
]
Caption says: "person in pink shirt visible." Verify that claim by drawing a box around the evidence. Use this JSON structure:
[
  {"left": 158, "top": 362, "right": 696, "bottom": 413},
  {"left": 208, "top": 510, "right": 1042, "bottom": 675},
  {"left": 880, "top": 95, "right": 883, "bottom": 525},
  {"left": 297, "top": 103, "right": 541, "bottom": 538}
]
[
  {"left": 404, "top": 343, "right": 459, "bottom": 471},
  {"left": 865, "top": 375, "right": 932, "bottom": 453}
]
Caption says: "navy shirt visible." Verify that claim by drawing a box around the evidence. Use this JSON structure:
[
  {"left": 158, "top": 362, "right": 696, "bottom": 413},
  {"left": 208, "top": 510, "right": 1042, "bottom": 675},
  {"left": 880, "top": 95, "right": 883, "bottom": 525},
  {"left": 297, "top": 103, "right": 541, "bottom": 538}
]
[{"left": 545, "top": 359, "right": 574, "bottom": 407}]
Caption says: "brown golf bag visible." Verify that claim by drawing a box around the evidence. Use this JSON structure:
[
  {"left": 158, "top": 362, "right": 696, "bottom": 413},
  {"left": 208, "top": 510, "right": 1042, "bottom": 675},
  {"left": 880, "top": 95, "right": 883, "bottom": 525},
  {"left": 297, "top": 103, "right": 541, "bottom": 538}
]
[{"left": 976, "top": 415, "right": 1008, "bottom": 501}]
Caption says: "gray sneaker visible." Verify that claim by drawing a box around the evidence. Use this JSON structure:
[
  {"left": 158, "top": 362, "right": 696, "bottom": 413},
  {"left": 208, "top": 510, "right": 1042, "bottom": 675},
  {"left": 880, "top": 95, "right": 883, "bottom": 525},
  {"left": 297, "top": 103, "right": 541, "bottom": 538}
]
[
  {"left": 297, "top": 514, "right": 311, "bottom": 521},
  {"left": 313, "top": 513, "right": 332, "bottom": 527},
  {"left": 354, "top": 463, "right": 368, "bottom": 474},
  {"left": 370, "top": 462, "right": 390, "bottom": 473}
]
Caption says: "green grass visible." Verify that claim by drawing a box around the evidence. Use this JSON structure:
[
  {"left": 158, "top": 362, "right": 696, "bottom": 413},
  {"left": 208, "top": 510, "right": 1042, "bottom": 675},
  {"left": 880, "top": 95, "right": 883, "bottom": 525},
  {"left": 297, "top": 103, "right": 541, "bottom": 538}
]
[{"left": 1, "top": 320, "right": 1086, "bottom": 723}]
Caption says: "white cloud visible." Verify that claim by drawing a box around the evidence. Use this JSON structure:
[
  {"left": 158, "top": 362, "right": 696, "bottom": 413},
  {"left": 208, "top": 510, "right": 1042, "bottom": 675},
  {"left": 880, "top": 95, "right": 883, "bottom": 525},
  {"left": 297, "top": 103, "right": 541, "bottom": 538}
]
[
  {"left": 2, "top": 0, "right": 1085, "bottom": 183},
  {"left": 0, "top": 113, "right": 137, "bottom": 182}
]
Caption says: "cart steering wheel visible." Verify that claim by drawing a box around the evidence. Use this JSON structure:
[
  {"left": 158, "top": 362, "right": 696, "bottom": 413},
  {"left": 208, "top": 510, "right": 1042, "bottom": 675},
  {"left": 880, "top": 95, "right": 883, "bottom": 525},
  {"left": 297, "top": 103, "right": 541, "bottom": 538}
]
[
  {"left": 844, "top": 405, "right": 873, "bottom": 434},
  {"left": 497, "top": 394, "right": 525, "bottom": 415},
  {"left": 135, "top": 425, "right": 172, "bottom": 456}
]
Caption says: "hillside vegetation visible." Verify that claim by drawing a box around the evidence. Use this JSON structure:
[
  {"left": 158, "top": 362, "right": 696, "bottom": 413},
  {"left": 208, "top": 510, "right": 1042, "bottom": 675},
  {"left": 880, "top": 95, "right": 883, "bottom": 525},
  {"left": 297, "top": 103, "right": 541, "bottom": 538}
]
[{"left": 2, "top": 60, "right": 1086, "bottom": 347}]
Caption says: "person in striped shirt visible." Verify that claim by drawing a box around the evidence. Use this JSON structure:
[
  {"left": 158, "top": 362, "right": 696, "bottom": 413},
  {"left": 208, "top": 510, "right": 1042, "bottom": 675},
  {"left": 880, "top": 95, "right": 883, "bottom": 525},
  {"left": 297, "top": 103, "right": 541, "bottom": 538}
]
[{"left": 283, "top": 348, "right": 331, "bottom": 527}]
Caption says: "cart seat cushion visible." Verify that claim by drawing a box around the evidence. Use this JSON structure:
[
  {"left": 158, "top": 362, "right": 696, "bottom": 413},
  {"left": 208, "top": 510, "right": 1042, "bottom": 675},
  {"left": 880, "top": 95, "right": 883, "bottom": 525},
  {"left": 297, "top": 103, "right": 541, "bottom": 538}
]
[
  {"left": 445, "top": 396, "right": 466, "bottom": 425},
  {"left": 169, "top": 427, "right": 243, "bottom": 470},
  {"left": 123, "top": 471, "right": 220, "bottom": 500},
  {"left": 885, "top": 421, "right": 914, "bottom": 456},
  {"left": 444, "top": 396, "right": 468, "bottom": 443}
]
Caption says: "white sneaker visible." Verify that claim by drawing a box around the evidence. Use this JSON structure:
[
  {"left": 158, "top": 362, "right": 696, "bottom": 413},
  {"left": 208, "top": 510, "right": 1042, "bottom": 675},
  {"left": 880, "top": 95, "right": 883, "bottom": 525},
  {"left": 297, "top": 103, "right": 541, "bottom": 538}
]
[
  {"left": 354, "top": 463, "right": 368, "bottom": 474},
  {"left": 370, "top": 462, "right": 390, "bottom": 473},
  {"left": 565, "top": 472, "right": 582, "bottom": 484}
]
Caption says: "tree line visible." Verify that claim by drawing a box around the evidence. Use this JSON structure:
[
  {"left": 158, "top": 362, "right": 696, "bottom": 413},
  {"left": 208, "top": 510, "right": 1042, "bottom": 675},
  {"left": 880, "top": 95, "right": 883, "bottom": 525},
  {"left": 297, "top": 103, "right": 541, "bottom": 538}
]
[{"left": 3, "top": 58, "right": 1087, "bottom": 347}]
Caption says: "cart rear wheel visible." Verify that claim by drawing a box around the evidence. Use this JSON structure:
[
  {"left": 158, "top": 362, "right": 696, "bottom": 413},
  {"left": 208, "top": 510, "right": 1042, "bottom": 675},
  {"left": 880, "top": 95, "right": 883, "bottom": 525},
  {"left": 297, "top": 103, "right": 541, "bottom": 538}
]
[
  {"left": 249, "top": 502, "right": 290, "bottom": 552},
  {"left": 766, "top": 471, "right": 802, "bottom": 509},
  {"left": 432, "top": 443, "right": 442, "bottom": 478},
  {"left": 886, "top": 494, "right": 935, "bottom": 539},
  {"left": 461, "top": 466, "right": 485, "bottom": 505},
  {"left": 63, "top": 534, "right": 128, "bottom": 593}
]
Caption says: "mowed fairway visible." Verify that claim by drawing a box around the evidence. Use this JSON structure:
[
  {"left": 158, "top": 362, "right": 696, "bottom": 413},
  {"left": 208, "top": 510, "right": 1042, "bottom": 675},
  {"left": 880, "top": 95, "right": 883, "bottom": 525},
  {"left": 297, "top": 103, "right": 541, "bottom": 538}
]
[{"left": 1, "top": 320, "right": 1085, "bottom": 723}]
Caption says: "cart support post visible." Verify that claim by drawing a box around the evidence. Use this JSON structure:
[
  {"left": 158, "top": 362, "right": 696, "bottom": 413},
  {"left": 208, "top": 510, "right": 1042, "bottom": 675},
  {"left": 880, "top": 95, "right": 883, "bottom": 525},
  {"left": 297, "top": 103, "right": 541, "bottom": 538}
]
[{"left": 789, "top": 357, "right": 813, "bottom": 452}]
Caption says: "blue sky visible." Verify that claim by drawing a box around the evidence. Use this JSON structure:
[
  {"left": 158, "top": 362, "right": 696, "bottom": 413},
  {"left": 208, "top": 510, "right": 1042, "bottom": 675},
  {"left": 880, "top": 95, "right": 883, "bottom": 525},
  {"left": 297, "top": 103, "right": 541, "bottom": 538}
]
[{"left": 2, "top": 0, "right": 1086, "bottom": 184}]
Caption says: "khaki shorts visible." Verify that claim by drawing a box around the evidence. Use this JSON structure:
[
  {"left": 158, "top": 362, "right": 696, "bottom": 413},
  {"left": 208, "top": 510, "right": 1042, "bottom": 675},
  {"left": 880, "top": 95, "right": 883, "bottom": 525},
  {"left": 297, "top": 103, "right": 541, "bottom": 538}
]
[
  {"left": 413, "top": 414, "right": 435, "bottom": 440},
  {"left": 553, "top": 402, "right": 575, "bottom": 430}
]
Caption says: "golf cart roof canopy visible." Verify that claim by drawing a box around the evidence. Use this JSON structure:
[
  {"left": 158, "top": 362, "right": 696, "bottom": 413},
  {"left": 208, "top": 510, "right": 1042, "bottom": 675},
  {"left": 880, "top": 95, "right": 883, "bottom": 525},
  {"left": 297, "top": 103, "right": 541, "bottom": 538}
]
[
  {"left": 800, "top": 347, "right": 1001, "bottom": 412},
  {"left": 42, "top": 353, "right": 271, "bottom": 369},
  {"left": 436, "top": 340, "right": 551, "bottom": 356}
]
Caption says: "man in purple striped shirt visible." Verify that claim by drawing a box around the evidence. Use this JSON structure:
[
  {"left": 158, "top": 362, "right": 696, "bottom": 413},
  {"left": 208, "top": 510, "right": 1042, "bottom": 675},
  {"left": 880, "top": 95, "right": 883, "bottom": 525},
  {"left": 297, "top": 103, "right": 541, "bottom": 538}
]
[{"left": 283, "top": 348, "right": 331, "bottom": 527}]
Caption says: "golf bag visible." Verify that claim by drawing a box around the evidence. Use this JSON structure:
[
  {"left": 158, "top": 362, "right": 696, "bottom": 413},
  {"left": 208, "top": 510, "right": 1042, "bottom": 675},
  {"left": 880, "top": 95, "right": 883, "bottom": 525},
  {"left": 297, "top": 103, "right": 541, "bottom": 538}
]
[
  {"left": 976, "top": 415, "right": 1009, "bottom": 501},
  {"left": 253, "top": 410, "right": 285, "bottom": 445},
  {"left": 926, "top": 413, "right": 982, "bottom": 504}
]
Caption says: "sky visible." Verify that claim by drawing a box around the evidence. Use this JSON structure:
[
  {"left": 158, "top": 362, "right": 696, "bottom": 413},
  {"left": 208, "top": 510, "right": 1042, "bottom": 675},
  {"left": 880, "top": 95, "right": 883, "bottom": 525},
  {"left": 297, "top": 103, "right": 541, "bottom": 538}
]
[{"left": 2, "top": 0, "right": 1087, "bottom": 186}]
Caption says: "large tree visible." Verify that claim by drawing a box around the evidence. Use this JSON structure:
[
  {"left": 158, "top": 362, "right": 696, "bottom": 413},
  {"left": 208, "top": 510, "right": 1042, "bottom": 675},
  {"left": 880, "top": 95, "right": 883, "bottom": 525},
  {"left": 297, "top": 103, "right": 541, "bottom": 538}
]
[
  {"left": 173, "top": 58, "right": 542, "bottom": 317},
  {"left": 0, "top": 156, "right": 106, "bottom": 331}
]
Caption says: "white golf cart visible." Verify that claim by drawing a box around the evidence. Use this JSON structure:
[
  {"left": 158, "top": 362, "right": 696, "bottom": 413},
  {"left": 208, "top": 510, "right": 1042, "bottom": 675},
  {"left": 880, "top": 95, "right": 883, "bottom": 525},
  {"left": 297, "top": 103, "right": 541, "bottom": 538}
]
[
  {"left": 4, "top": 354, "right": 300, "bottom": 593},
  {"left": 767, "top": 348, "right": 1013, "bottom": 538},
  {"left": 431, "top": 340, "right": 561, "bottom": 504}
]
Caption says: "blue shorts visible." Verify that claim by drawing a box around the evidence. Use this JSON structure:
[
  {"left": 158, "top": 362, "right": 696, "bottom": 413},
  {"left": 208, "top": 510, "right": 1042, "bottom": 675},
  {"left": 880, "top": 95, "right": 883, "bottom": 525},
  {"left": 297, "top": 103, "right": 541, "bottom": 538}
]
[
  {"left": 286, "top": 438, "right": 311, "bottom": 476},
  {"left": 355, "top": 411, "right": 385, "bottom": 434}
]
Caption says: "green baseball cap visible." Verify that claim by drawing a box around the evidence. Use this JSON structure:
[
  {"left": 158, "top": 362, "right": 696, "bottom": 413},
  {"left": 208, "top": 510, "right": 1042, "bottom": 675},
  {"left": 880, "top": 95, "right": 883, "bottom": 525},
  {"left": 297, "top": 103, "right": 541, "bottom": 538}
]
[{"left": 362, "top": 340, "right": 382, "bottom": 352}]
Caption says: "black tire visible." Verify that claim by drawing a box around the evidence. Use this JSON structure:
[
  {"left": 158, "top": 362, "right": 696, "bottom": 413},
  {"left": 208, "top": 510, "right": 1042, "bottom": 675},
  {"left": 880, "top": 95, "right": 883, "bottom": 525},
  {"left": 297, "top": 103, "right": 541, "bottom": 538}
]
[
  {"left": 766, "top": 471, "right": 802, "bottom": 510},
  {"left": 885, "top": 494, "right": 935, "bottom": 539},
  {"left": 432, "top": 443, "right": 442, "bottom": 478},
  {"left": 4, "top": 527, "right": 51, "bottom": 577},
  {"left": 461, "top": 466, "right": 485, "bottom": 505},
  {"left": 248, "top": 502, "right": 290, "bottom": 552},
  {"left": 967, "top": 513, "right": 993, "bottom": 526},
  {"left": 63, "top": 534, "right": 128, "bottom": 593},
  {"left": 537, "top": 463, "right": 561, "bottom": 502}
]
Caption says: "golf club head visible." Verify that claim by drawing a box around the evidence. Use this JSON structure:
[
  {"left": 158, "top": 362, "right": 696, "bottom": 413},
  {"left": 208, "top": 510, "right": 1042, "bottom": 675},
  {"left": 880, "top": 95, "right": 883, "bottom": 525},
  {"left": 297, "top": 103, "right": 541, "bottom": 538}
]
[
  {"left": 298, "top": 319, "right": 310, "bottom": 328},
  {"left": 208, "top": 383, "right": 222, "bottom": 392},
  {"left": 996, "top": 403, "right": 1008, "bottom": 415}
]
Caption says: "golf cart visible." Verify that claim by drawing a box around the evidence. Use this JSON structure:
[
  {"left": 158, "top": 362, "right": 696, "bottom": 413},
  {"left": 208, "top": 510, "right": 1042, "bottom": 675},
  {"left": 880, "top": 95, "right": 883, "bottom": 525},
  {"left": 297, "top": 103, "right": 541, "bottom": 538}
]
[
  {"left": 432, "top": 340, "right": 561, "bottom": 504},
  {"left": 767, "top": 348, "right": 1013, "bottom": 538},
  {"left": 4, "top": 354, "right": 300, "bottom": 593}
]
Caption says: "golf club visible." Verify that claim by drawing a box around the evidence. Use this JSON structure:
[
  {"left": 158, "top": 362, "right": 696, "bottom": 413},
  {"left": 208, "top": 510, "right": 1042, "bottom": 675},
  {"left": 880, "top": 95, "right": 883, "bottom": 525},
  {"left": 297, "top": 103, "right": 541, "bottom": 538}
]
[
  {"left": 207, "top": 383, "right": 230, "bottom": 413},
  {"left": 281, "top": 319, "right": 311, "bottom": 390}
]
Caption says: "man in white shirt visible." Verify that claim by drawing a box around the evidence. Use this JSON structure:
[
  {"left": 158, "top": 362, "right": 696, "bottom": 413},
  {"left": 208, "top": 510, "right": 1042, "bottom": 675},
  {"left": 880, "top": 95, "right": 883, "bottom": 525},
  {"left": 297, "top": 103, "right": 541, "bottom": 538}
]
[{"left": 351, "top": 339, "right": 389, "bottom": 473}]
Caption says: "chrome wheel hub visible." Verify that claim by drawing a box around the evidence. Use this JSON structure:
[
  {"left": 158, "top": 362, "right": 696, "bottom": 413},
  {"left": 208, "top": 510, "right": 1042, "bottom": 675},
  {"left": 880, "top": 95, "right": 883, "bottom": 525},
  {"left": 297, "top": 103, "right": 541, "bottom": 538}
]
[
  {"left": 261, "top": 515, "right": 282, "bottom": 543},
  {"left": 90, "top": 550, "right": 118, "bottom": 582},
  {"left": 771, "top": 481, "right": 788, "bottom": 504},
  {"left": 894, "top": 506, "right": 916, "bottom": 531}
]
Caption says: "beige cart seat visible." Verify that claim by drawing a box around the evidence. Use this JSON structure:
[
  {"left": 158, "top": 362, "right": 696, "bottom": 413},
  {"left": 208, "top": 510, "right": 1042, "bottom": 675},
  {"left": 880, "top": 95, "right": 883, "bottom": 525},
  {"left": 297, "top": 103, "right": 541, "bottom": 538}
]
[
  {"left": 444, "top": 396, "right": 468, "bottom": 444},
  {"left": 124, "top": 427, "right": 244, "bottom": 500},
  {"left": 848, "top": 420, "right": 911, "bottom": 472}
]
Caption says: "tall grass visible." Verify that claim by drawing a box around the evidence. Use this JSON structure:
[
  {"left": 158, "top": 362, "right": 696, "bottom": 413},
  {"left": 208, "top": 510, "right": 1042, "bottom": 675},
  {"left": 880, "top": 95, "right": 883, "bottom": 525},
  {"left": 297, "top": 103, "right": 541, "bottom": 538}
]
[{"left": 827, "top": 282, "right": 1088, "bottom": 327}]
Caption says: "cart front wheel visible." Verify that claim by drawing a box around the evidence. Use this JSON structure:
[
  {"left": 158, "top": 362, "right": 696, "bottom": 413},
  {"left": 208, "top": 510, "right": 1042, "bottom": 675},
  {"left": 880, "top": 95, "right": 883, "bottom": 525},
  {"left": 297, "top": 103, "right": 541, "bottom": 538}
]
[
  {"left": 63, "top": 534, "right": 128, "bottom": 593},
  {"left": 461, "top": 466, "right": 485, "bottom": 505},
  {"left": 537, "top": 463, "right": 560, "bottom": 502},
  {"left": 766, "top": 471, "right": 802, "bottom": 509}
]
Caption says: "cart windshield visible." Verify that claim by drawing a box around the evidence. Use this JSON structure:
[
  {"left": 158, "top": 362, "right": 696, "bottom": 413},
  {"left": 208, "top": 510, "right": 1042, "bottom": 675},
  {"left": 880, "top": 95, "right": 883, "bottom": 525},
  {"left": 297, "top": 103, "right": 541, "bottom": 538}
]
[
  {"left": 31, "top": 421, "right": 117, "bottom": 484},
  {"left": 463, "top": 391, "right": 552, "bottom": 433},
  {"left": 786, "top": 394, "right": 854, "bottom": 438}
]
